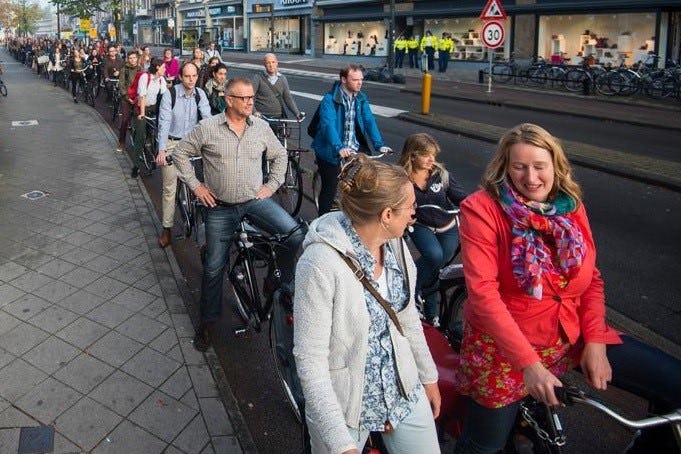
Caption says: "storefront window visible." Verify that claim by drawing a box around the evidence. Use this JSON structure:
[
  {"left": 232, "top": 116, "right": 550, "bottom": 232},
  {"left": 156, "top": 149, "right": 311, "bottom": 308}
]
[
  {"left": 324, "top": 22, "right": 388, "bottom": 56},
  {"left": 220, "top": 17, "right": 244, "bottom": 49},
  {"left": 538, "top": 13, "right": 656, "bottom": 66},
  {"left": 250, "top": 17, "right": 301, "bottom": 52},
  {"left": 424, "top": 18, "right": 508, "bottom": 61}
]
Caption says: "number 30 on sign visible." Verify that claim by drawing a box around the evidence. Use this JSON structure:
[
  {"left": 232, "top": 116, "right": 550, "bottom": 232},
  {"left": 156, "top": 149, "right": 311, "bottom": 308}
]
[{"left": 481, "top": 21, "right": 505, "bottom": 48}]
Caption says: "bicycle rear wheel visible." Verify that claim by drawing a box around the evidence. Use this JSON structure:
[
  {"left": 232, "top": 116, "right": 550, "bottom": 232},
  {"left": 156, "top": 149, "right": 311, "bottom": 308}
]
[
  {"left": 440, "top": 285, "right": 467, "bottom": 349},
  {"left": 230, "top": 253, "right": 263, "bottom": 331},
  {"left": 269, "top": 289, "right": 304, "bottom": 423},
  {"left": 141, "top": 136, "right": 156, "bottom": 172},
  {"left": 0, "top": 82, "right": 7, "bottom": 97},
  {"left": 273, "top": 158, "right": 303, "bottom": 217},
  {"left": 563, "top": 69, "right": 589, "bottom": 92}
]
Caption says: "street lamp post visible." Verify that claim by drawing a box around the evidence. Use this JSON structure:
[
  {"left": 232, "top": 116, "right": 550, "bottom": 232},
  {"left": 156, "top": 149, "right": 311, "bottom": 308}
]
[
  {"left": 387, "top": 0, "right": 395, "bottom": 76},
  {"left": 269, "top": 3, "right": 275, "bottom": 52}
]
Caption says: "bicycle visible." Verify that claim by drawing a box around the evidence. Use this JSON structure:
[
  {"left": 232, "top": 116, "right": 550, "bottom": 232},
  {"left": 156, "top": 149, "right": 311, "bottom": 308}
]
[
  {"left": 228, "top": 218, "right": 306, "bottom": 334},
  {"left": 107, "top": 78, "right": 121, "bottom": 126},
  {"left": 311, "top": 147, "right": 395, "bottom": 213},
  {"left": 175, "top": 156, "right": 205, "bottom": 241},
  {"left": 261, "top": 114, "right": 310, "bottom": 217},
  {"left": 126, "top": 114, "right": 158, "bottom": 174},
  {"left": 0, "top": 76, "right": 7, "bottom": 97}
]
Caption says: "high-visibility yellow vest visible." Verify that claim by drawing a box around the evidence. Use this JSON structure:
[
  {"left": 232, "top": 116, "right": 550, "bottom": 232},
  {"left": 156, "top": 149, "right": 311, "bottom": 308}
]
[
  {"left": 394, "top": 38, "right": 408, "bottom": 51},
  {"left": 420, "top": 35, "right": 438, "bottom": 51},
  {"left": 407, "top": 38, "right": 419, "bottom": 50},
  {"left": 439, "top": 38, "right": 454, "bottom": 52}
]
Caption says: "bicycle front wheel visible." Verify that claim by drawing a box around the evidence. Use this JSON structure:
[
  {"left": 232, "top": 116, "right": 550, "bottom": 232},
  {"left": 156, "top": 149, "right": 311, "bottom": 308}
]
[
  {"left": 230, "top": 253, "right": 263, "bottom": 331},
  {"left": 269, "top": 291, "right": 304, "bottom": 423},
  {"left": 0, "top": 82, "right": 7, "bottom": 97},
  {"left": 273, "top": 158, "right": 303, "bottom": 217},
  {"left": 176, "top": 182, "right": 195, "bottom": 238},
  {"left": 563, "top": 69, "right": 589, "bottom": 92}
]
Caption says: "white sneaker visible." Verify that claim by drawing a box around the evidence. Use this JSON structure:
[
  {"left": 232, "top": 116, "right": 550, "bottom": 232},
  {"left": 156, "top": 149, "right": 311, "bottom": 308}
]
[{"left": 429, "top": 316, "right": 440, "bottom": 328}]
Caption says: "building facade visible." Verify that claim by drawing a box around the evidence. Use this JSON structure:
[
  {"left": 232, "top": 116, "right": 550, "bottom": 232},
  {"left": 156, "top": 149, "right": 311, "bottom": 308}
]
[
  {"left": 247, "top": 0, "right": 313, "bottom": 53},
  {"left": 312, "top": 0, "right": 681, "bottom": 66}
]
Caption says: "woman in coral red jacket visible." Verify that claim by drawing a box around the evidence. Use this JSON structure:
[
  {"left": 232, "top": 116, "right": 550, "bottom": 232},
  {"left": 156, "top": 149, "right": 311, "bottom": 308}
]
[{"left": 453, "top": 123, "right": 681, "bottom": 453}]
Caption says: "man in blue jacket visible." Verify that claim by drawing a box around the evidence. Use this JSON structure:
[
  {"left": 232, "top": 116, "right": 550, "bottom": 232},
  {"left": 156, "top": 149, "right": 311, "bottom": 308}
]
[{"left": 311, "top": 64, "right": 391, "bottom": 215}]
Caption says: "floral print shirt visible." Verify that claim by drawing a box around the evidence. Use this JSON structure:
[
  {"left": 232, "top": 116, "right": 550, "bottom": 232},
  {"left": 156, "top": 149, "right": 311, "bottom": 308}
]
[{"left": 341, "top": 217, "right": 421, "bottom": 431}]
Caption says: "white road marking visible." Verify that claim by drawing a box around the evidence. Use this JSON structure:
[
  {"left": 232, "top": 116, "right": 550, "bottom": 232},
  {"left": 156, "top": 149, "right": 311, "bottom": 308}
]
[{"left": 290, "top": 90, "right": 406, "bottom": 118}]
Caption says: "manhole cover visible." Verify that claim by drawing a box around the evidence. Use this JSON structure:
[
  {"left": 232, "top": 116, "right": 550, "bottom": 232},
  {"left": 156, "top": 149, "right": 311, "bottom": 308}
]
[
  {"left": 21, "top": 190, "right": 48, "bottom": 200},
  {"left": 11, "top": 120, "right": 39, "bottom": 127},
  {"left": 19, "top": 425, "right": 54, "bottom": 453}
]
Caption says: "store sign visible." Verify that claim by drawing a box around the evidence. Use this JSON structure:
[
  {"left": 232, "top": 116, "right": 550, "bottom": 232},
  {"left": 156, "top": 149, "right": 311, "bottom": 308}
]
[
  {"left": 279, "top": 0, "right": 310, "bottom": 7},
  {"left": 79, "top": 18, "right": 90, "bottom": 32},
  {"left": 186, "top": 9, "right": 205, "bottom": 18}
]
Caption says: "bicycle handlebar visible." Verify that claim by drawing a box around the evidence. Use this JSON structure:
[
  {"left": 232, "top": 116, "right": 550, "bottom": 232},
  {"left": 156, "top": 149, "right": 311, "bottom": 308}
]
[
  {"left": 260, "top": 113, "right": 306, "bottom": 123},
  {"left": 417, "top": 204, "right": 460, "bottom": 215},
  {"left": 556, "top": 386, "right": 681, "bottom": 430}
]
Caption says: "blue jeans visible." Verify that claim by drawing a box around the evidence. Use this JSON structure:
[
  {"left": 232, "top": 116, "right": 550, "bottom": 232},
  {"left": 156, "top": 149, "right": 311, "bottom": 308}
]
[
  {"left": 199, "top": 198, "right": 304, "bottom": 323},
  {"left": 410, "top": 224, "right": 459, "bottom": 319},
  {"left": 453, "top": 335, "right": 681, "bottom": 453}
]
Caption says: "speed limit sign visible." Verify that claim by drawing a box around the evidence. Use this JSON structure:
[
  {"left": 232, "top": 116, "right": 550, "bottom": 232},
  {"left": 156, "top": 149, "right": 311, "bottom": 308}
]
[{"left": 481, "top": 21, "right": 505, "bottom": 48}]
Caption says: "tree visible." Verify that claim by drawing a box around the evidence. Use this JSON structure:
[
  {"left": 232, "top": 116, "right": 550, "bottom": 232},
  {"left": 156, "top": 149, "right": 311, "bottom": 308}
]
[
  {"left": 0, "top": 0, "right": 16, "bottom": 30},
  {"left": 50, "top": 0, "right": 106, "bottom": 19},
  {"left": 13, "top": 0, "right": 43, "bottom": 36}
]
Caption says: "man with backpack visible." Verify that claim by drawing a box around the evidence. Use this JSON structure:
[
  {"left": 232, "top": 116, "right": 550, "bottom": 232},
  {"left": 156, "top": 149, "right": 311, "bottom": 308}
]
[
  {"left": 156, "top": 62, "right": 211, "bottom": 248},
  {"left": 308, "top": 64, "right": 390, "bottom": 215}
]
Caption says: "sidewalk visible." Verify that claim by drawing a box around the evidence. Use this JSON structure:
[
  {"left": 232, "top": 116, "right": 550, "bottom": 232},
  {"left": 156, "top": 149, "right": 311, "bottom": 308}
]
[{"left": 0, "top": 54, "right": 247, "bottom": 453}]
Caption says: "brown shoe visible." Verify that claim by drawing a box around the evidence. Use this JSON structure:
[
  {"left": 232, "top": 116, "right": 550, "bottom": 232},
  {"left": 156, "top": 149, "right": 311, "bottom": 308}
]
[
  {"left": 193, "top": 322, "right": 213, "bottom": 352},
  {"left": 159, "top": 228, "right": 171, "bottom": 248}
]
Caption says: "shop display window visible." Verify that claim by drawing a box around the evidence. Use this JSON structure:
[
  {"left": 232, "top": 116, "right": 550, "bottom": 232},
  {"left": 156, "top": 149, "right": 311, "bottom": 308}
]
[
  {"left": 324, "top": 22, "right": 388, "bottom": 56},
  {"left": 250, "top": 17, "right": 300, "bottom": 52},
  {"left": 538, "top": 13, "right": 656, "bottom": 66},
  {"left": 424, "top": 18, "right": 508, "bottom": 61}
]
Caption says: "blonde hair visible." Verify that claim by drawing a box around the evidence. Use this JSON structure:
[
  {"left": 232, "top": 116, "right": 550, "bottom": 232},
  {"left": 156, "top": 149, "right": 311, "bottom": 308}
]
[
  {"left": 481, "top": 123, "right": 582, "bottom": 203},
  {"left": 398, "top": 132, "right": 446, "bottom": 181},
  {"left": 338, "top": 154, "right": 411, "bottom": 225}
]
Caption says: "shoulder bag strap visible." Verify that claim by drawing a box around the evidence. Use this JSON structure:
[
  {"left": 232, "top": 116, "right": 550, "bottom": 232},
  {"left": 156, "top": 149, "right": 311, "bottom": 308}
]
[{"left": 338, "top": 252, "right": 404, "bottom": 336}]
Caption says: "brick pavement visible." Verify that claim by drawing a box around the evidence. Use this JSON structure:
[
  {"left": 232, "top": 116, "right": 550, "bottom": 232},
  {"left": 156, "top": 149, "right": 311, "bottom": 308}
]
[{"left": 0, "top": 53, "right": 245, "bottom": 453}]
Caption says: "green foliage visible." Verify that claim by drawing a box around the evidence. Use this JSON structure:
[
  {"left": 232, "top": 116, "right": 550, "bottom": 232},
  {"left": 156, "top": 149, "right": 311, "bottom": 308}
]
[
  {"left": 50, "top": 0, "right": 105, "bottom": 18},
  {"left": 12, "top": 0, "right": 43, "bottom": 36}
]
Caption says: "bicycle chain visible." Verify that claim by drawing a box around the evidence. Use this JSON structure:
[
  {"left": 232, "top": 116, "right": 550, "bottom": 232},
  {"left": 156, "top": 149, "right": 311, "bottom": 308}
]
[{"left": 519, "top": 402, "right": 567, "bottom": 447}]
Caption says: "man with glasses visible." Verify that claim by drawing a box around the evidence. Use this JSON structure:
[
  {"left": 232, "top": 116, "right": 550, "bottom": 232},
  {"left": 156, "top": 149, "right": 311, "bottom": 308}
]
[{"left": 172, "top": 77, "right": 304, "bottom": 352}]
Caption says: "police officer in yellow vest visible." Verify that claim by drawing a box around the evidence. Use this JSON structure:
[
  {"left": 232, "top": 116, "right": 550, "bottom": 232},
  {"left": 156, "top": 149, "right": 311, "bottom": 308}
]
[
  {"left": 438, "top": 32, "right": 454, "bottom": 72},
  {"left": 394, "top": 35, "right": 407, "bottom": 68},
  {"left": 420, "top": 30, "right": 438, "bottom": 71},
  {"left": 407, "top": 35, "right": 420, "bottom": 68}
]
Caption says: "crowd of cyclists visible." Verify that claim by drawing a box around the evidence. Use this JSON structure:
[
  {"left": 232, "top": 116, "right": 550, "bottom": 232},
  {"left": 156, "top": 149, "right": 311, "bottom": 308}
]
[{"left": 3, "top": 34, "right": 680, "bottom": 454}]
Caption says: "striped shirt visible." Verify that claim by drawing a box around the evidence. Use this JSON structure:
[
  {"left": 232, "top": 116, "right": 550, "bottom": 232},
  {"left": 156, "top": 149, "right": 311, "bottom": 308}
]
[{"left": 172, "top": 114, "right": 287, "bottom": 203}]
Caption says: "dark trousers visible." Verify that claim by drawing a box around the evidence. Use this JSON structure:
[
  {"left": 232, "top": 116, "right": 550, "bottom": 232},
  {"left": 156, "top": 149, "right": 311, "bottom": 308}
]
[
  {"left": 408, "top": 49, "right": 418, "bottom": 68},
  {"left": 438, "top": 51, "right": 450, "bottom": 72},
  {"left": 453, "top": 335, "right": 681, "bottom": 453},
  {"left": 395, "top": 49, "right": 406, "bottom": 68},
  {"left": 70, "top": 74, "right": 83, "bottom": 98},
  {"left": 118, "top": 100, "right": 133, "bottom": 146},
  {"left": 316, "top": 158, "right": 341, "bottom": 216}
]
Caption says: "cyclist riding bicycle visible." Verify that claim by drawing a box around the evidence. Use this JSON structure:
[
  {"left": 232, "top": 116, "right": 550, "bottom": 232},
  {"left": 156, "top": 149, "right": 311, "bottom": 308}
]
[
  {"left": 172, "top": 77, "right": 304, "bottom": 353},
  {"left": 309, "top": 64, "right": 391, "bottom": 215}
]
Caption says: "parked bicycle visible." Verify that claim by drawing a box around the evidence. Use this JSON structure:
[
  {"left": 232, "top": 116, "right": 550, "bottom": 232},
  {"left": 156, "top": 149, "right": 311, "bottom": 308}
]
[{"left": 261, "top": 114, "right": 310, "bottom": 217}]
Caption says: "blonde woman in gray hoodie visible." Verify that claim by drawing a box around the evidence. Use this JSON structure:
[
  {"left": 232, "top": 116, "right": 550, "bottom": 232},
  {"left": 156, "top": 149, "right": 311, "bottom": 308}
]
[{"left": 293, "top": 154, "right": 441, "bottom": 454}]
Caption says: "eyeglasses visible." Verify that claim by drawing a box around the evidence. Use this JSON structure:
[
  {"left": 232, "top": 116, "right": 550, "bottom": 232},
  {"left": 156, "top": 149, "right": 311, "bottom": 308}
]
[{"left": 228, "top": 95, "right": 255, "bottom": 102}]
